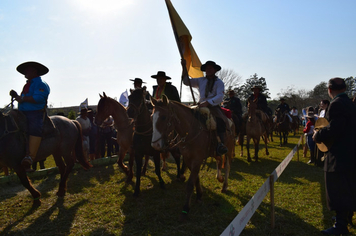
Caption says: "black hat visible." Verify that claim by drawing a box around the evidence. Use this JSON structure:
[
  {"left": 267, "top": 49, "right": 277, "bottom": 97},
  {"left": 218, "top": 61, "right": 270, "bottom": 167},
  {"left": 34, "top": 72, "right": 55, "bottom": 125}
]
[
  {"left": 200, "top": 61, "right": 221, "bottom": 72},
  {"left": 130, "top": 78, "right": 146, "bottom": 84},
  {"left": 251, "top": 85, "right": 263, "bottom": 91},
  {"left": 151, "top": 71, "right": 171, "bottom": 80},
  {"left": 280, "top": 97, "right": 286, "bottom": 101},
  {"left": 17, "top": 61, "right": 49, "bottom": 76}
]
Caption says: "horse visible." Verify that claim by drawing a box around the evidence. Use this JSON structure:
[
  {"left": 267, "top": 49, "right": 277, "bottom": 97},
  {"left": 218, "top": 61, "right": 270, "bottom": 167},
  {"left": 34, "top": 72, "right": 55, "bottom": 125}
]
[
  {"left": 290, "top": 115, "right": 300, "bottom": 136},
  {"left": 150, "top": 95, "right": 235, "bottom": 220},
  {"left": 95, "top": 92, "right": 135, "bottom": 182},
  {"left": 127, "top": 88, "right": 184, "bottom": 196},
  {"left": 245, "top": 98, "right": 269, "bottom": 162},
  {"left": 275, "top": 108, "right": 290, "bottom": 146},
  {"left": 0, "top": 109, "right": 92, "bottom": 205}
]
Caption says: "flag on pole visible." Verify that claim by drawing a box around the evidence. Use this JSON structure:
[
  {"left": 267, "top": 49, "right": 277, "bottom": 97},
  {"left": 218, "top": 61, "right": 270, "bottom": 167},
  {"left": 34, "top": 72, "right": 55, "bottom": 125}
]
[
  {"left": 165, "top": 0, "right": 203, "bottom": 78},
  {"left": 79, "top": 98, "right": 88, "bottom": 112},
  {"left": 119, "top": 90, "right": 129, "bottom": 107}
]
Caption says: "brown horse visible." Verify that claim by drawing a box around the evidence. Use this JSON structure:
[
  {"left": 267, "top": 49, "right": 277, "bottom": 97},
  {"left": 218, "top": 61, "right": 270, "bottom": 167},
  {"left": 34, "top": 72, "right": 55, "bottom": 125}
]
[
  {"left": 0, "top": 109, "right": 92, "bottom": 205},
  {"left": 245, "top": 98, "right": 269, "bottom": 162},
  {"left": 150, "top": 95, "right": 234, "bottom": 220},
  {"left": 290, "top": 116, "right": 299, "bottom": 136},
  {"left": 95, "top": 93, "right": 135, "bottom": 182}
]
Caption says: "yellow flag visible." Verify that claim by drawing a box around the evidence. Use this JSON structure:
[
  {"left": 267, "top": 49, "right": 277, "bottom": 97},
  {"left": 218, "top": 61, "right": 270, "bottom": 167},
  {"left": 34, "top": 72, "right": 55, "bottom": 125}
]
[{"left": 165, "top": 0, "right": 203, "bottom": 78}]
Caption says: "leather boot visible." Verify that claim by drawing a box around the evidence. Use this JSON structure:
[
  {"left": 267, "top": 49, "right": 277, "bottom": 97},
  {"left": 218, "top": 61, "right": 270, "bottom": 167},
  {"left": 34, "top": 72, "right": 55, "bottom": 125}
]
[
  {"left": 216, "top": 132, "right": 228, "bottom": 156},
  {"left": 21, "top": 135, "right": 42, "bottom": 172},
  {"left": 321, "top": 211, "right": 349, "bottom": 235}
]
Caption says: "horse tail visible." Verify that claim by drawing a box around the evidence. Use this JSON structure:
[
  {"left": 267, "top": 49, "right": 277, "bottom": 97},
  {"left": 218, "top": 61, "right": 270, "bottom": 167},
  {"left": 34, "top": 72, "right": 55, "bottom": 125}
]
[{"left": 73, "top": 120, "right": 93, "bottom": 170}]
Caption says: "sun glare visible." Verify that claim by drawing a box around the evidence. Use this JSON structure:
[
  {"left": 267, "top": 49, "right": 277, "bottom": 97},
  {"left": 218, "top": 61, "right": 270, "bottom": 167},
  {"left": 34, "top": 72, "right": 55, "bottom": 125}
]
[{"left": 70, "top": 0, "right": 133, "bottom": 16}]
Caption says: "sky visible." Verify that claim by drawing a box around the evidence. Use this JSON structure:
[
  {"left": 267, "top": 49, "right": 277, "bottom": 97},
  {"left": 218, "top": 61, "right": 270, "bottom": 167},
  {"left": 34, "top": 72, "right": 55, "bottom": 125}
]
[{"left": 0, "top": 0, "right": 355, "bottom": 108}]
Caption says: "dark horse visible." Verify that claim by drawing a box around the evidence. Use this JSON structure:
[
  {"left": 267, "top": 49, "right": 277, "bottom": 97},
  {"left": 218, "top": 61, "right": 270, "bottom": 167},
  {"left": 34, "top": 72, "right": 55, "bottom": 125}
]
[
  {"left": 275, "top": 108, "right": 290, "bottom": 146},
  {"left": 151, "top": 95, "right": 235, "bottom": 220},
  {"left": 127, "top": 88, "right": 183, "bottom": 196},
  {"left": 0, "top": 109, "right": 92, "bottom": 205}
]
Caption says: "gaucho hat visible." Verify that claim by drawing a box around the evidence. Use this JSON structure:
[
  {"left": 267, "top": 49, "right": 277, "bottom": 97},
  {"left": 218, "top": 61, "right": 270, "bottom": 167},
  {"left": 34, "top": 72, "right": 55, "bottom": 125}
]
[
  {"left": 130, "top": 78, "right": 146, "bottom": 84},
  {"left": 151, "top": 71, "right": 171, "bottom": 80},
  {"left": 251, "top": 85, "right": 262, "bottom": 91},
  {"left": 17, "top": 61, "right": 49, "bottom": 76},
  {"left": 200, "top": 61, "right": 221, "bottom": 72}
]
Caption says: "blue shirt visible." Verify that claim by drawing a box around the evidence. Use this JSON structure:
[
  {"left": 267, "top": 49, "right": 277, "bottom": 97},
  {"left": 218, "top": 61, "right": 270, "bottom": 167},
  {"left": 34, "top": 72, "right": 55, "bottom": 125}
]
[{"left": 19, "top": 76, "right": 50, "bottom": 111}]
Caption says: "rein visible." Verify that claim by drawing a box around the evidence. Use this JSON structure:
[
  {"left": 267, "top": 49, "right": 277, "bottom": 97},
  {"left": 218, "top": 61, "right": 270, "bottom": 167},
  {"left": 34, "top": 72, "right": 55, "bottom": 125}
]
[
  {"left": 128, "top": 96, "right": 153, "bottom": 136},
  {"left": 0, "top": 113, "right": 20, "bottom": 140}
]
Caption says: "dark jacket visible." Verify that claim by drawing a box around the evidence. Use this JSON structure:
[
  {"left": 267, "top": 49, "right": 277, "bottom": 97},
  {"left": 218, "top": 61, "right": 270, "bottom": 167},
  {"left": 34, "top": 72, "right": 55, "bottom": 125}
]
[
  {"left": 276, "top": 102, "right": 290, "bottom": 114},
  {"left": 314, "top": 93, "right": 356, "bottom": 172},
  {"left": 224, "top": 96, "right": 242, "bottom": 117},
  {"left": 247, "top": 93, "right": 268, "bottom": 114},
  {"left": 152, "top": 82, "right": 180, "bottom": 102}
]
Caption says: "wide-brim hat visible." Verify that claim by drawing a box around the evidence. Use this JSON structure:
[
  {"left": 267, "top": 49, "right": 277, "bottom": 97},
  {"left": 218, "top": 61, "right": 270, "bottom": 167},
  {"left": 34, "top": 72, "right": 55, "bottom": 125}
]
[
  {"left": 228, "top": 90, "right": 235, "bottom": 95},
  {"left": 315, "top": 118, "right": 330, "bottom": 152},
  {"left": 78, "top": 107, "right": 91, "bottom": 115},
  {"left": 279, "top": 97, "right": 286, "bottom": 101},
  {"left": 151, "top": 71, "right": 171, "bottom": 80},
  {"left": 200, "top": 61, "right": 221, "bottom": 72},
  {"left": 251, "top": 85, "right": 262, "bottom": 91},
  {"left": 130, "top": 78, "right": 146, "bottom": 84},
  {"left": 17, "top": 61, "right": 49, "bottom": 76}
]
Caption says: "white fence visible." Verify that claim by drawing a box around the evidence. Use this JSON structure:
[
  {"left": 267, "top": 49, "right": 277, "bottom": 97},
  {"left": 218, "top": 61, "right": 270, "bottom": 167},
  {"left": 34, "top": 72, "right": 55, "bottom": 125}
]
[{"left": 220, "top": 135, "right": 304, "bottom": 236}]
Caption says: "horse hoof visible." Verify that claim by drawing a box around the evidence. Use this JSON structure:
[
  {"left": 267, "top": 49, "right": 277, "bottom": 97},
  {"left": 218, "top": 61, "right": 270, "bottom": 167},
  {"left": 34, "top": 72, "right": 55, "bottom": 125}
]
[
  {"left": 56, "top": 191, "right": 65, "bottom": 197},
  {"left": 32, "top": 199, "right": 42, "bottom": 207},
  {"left": 178, "top": 175, "right": 186, "bottom": 182},
  {"left": 217, "top": 176, "right": 224, "bottom": 183},
  {"left": 159, "top": 182, "right": 166, "bottom": 189},
  {"left": 179, "top": 212, "right": 189, "bottom": 222},
  {"left": 266, "top": 152, "right": 269, "bottom": 156},
  {"left": 247, "top": 158, "right": 252, "bottom": 162},
  {"left": 221, "top": 188, "right": 228, "bottom": 193}
]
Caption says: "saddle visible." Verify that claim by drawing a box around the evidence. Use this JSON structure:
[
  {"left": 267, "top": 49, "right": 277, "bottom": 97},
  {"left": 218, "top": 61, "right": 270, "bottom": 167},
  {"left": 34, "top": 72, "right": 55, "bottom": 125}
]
[{"left": 192, "top": 106, "right": 234, "bottom": 131}]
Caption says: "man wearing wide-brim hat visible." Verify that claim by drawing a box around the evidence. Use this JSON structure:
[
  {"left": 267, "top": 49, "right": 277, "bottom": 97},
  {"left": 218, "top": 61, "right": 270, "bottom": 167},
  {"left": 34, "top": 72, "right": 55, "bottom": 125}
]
[
  {"left": 181, "top": 59, "right": 228, "bottom": 156},
  {"left": 9, "top": 61, "right": 50, "bottom": 172},
  {"left": 151, "top": 71, "right": 180, "bottom": 102},
  {"left": 130, "top": 78, "right": 146, "bottom": 89},
  {"left": 247, "top": 84, "right": 271, "bottom": 117}
]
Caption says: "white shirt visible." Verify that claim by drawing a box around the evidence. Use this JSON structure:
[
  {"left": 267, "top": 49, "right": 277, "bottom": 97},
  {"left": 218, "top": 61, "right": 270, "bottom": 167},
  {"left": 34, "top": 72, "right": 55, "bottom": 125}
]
[
  {"left": 183, "top": 76, "right": 224, "bottom": 106},
  {"left": 319, "top": 110, "right": 326, "bottom": 118},
  {"left": 290, "top": 109, "right": 298, "bottom": 116}
]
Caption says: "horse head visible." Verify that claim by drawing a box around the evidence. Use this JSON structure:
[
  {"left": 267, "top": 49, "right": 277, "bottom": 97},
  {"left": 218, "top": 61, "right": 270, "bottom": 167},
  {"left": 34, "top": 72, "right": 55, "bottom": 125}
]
[
  {"left": 151, "top": 95, "right": 174, "bottom": 151},
  {"left": 127, "top": 87, "right": 147, "bottom": 120},
  {"left": 95, "top": 92, "right": 126, "bottom": 126}
]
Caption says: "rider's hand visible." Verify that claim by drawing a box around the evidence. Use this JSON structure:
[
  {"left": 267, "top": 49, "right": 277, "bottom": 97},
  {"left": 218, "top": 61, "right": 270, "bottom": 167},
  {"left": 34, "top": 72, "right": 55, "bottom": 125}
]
[
  {"left": 9, "top": 90, "right": 18, "bottom": 98},
  {"left": 198, "top": 101, "right": 209, "bottom": 108}
]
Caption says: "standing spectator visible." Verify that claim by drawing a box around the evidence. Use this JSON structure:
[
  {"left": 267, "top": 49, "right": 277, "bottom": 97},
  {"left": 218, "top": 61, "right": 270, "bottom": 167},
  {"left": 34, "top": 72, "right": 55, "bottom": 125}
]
[
  {"left": 99, "top": 116, "right": 114, "bottom": 158},
  {"left": 87, "top": 108, "right": 98, "bottom": 160},
  {"left": 318, "top": 100, "right": 330, "bottom": 118},
  {"left": 76, "top": 108, "right": 91, "bottom": 161},
  {"left": 313, "top": 77, "right": 356, "bottom": 235},
  {"left": 303, "top": 111, "right": 316, "bottom": 164}
]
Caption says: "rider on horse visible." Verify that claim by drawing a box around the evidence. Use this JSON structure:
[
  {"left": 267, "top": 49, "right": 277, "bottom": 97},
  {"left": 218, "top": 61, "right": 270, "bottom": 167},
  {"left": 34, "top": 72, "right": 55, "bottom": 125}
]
[
  {"left": 9, "top": 61, "right": 50, "bottom": 172},
  {"left": 181, "top": 59, "right": 228, "bottom": 156}
]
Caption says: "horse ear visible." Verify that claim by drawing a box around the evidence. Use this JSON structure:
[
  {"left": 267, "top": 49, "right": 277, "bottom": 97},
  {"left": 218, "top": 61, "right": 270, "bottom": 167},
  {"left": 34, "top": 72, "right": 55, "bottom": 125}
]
[
  {"left": 103, "top": 92, "right": 107, "bottom": 98},
  {"left": 142, "top": 86, "right": 147, "bottom": 97},
  {"left": 162, "top": 94, "right": 169, "bottom": 105},
  {"left": 99, "top": 93, "right": 103, "bottom": 98},
  {"left": 130, "top": 89, "right": 133, "bottom": 94}
]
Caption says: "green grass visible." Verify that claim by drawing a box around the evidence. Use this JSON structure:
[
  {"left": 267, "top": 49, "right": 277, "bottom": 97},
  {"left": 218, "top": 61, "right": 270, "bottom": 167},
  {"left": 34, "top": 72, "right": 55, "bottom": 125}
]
[{"left": 0, "top": 132, "right": 355, "bottom": 236}]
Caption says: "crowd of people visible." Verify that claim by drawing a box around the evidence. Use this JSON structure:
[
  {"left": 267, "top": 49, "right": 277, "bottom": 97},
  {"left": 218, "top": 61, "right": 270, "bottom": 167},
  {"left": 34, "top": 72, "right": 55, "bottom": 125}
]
[{"left": 3, "top": 60, "right": 356, "bottom": 234}]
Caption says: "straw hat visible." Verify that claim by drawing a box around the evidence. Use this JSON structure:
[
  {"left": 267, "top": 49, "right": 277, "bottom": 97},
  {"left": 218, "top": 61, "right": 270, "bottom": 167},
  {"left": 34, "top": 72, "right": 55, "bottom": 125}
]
[{"left": 314, "top": 118, "right": 329, "bottom": 152}]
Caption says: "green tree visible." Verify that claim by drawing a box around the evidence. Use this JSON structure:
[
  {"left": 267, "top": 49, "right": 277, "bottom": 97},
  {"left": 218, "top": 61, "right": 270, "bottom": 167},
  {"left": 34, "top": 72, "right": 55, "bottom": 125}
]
[
  {"left": 345, "top": 76, "right": 356, "bottom": 98},
  {"left": 239, "top": 73, "right": 270, "bottom": 100},
  {"left": 68, "top": 110, "right": 76, "bottom": 120}
]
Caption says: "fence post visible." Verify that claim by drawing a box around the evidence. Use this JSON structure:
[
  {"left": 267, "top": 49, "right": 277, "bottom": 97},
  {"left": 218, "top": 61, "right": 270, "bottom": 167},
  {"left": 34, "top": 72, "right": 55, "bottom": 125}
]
[{"left": 269, "top": 174, "right": 275, "bottom": 229}]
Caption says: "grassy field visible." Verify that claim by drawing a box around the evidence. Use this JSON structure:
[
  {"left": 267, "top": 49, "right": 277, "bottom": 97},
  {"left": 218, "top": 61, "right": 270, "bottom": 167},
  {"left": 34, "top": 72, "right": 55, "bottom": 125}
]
[{"left": 0, "top": 132, "right": 355, "bottom": 236}]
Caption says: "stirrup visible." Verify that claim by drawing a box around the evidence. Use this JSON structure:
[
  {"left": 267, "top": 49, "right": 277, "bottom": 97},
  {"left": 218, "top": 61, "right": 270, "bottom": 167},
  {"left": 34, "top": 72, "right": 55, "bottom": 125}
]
[
  {"left": 21, "top": 156, "right": 33, "bottom": 165},
  {"left": 217, "top": 143, "right": 228, "bottom": 156}
]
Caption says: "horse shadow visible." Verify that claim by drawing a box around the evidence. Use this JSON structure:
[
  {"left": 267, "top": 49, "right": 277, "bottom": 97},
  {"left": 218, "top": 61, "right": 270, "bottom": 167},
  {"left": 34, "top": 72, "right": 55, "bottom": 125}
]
[{"left": 1, "top": 198, "right": 87, "bottom": 235}]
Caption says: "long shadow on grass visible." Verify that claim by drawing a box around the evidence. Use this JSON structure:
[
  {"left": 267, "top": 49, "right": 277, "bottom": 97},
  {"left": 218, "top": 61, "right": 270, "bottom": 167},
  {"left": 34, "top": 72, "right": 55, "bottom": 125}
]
[{"left": 1, "top": 198, "right": 87, "bottom": 236}]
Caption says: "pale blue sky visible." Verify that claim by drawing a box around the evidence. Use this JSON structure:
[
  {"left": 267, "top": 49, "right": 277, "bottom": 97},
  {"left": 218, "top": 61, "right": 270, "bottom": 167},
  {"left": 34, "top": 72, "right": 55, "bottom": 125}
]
[{"left": 1, "top": 0, "right": 355, "bottom": 107}]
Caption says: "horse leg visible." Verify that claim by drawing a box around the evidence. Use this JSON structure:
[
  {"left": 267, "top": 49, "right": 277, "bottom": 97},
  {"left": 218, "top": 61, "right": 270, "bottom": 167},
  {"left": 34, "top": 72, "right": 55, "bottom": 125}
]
[
  {"left": 222, "top": 152, "right": 231, "bottom": 193},
  {"left": 264, "top": 134, "right": 269, "bottom": 156},
  {"left": 215, "top": 155, "right": 224, "bottom": 183},
  {"left": 133, "top": 153, "right": 143, "bottom": 197},
  {"left": 14, "top": 166, "right": 41, "bottom": 205},
  {"left": 254, "top": 138, "right": 259, "bottom": 162},
  {"left": 246, "top": 136, "right": 252, "bottom": 162},
  {"left": 141, "top": 154, "right": 150, "bottom": 176},
  {"left": 117, "top": 147, "right": 130, "bottom": 176},
  {"left": 180, "top": 163, "right": 201, "bottom": 221},
  {"left": 160, "top": 151, "right": 169, "bottom": 171},
  {"left": 238, "top": 133, "right": 244, "bottom": 157},
  {"left": 153, "top": 152, "right": 165, "bottom": 189},
  {"left": 170, "top": 148, "right": 184, "bottom": 181},
  {"left": 279, "top": 132, "right": 283, "bottom": 147},
  {"left": 54, "top": 152, "right": 74, "bottom": 197},
  {"left": 127, "top": 147, "right": 134, "bottom": 182}
]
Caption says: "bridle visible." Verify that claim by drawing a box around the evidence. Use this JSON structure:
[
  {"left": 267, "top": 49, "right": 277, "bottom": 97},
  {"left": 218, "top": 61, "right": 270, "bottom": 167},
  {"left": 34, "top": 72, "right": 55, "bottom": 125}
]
[{"left": 128, "top": 97, "right": 153, "bottom": 136}]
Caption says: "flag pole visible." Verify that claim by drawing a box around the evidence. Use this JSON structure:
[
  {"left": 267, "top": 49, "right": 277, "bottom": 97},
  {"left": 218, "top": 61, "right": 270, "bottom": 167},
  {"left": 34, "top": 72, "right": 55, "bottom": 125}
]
[{"left": 165, "top": 0, "right": 196, "bottom": 104}]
